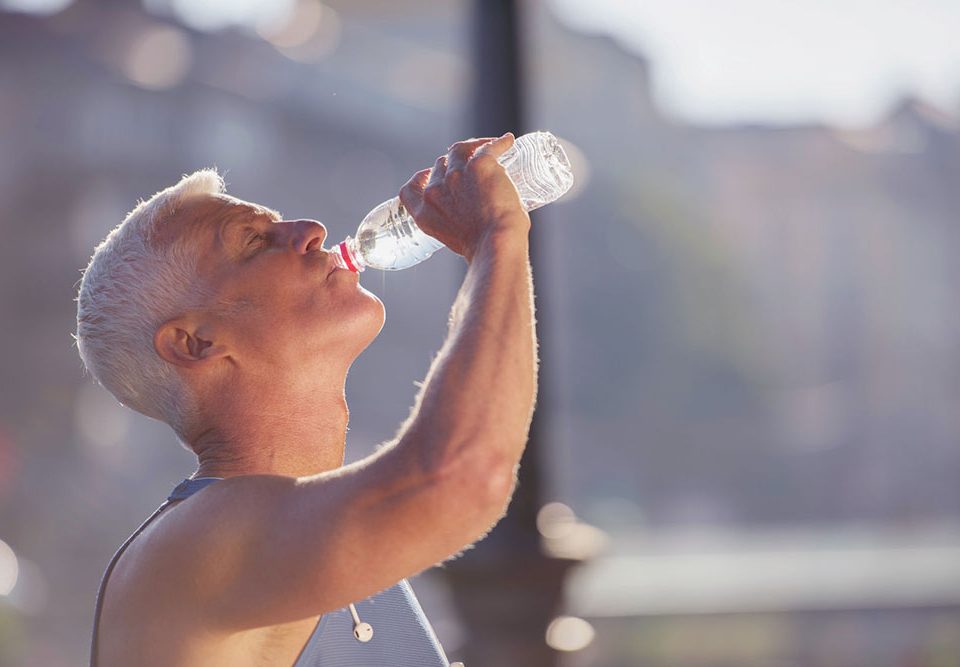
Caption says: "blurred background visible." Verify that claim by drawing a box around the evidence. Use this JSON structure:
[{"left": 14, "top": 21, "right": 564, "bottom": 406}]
[{"left": 1, "top": 0, "right": 960, "bottom": 665}]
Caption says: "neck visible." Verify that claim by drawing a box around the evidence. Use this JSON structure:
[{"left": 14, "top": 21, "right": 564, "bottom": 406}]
[{"left": 189, "top": 375, "right": 351, "bottom": 480}]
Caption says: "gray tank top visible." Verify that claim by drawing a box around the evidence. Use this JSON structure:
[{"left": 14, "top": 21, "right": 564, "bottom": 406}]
[{"left": 91, "top": 477, "right": 458, "bottom": 666}]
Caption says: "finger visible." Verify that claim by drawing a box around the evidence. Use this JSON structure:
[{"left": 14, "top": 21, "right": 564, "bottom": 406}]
[
  {"left": 398, "top": 168, "right": 431, "bottom": 210},
  {"left": 427, "top": 155, "right": 447, "bottom": 188},
  {"left": 446, "top": 137, "right": 497, "bottom": 173},
  {"left": 474, "top": 132, "right": 515, "bottom": 161},
  {"left": 446, "top": 136, "right": 497, "bottom": 151}
]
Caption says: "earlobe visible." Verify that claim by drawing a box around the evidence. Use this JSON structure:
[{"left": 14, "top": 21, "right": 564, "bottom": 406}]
[{"left": 154, "top": 318, "right": 230, "bottom": 369}]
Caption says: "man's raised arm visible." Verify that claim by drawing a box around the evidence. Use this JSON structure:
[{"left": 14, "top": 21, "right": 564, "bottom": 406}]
[{"left": 392, "top": 132, "right": 537, "bottom": 499}]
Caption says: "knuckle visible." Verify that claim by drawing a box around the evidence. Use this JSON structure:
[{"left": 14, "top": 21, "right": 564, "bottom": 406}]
[
  {"left": 450, "top": 140, "right": 477, "bottom": 156},
  {"left": 422, "top": 183, "right": 443, "bottom": 204},
  {"left": 398, "top": 175, "right": 426, "bottom": 203},
  {"left": 469, "top": 153, "right": 498, "bottom": 173}
]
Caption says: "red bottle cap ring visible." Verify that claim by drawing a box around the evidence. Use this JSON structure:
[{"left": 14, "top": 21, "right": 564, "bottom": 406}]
[{"left": 338, "top": 241, "right": 361, "bottom": 273}]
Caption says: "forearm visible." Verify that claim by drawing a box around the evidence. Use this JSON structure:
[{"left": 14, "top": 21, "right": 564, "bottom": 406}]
[{"left": 396, "top": 228, "right": 538, "bottom": 481}]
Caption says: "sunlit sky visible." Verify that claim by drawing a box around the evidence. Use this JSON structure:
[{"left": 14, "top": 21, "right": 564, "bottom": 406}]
[{"left": 549, "top": 0, "right": 960, "bottom": 127}]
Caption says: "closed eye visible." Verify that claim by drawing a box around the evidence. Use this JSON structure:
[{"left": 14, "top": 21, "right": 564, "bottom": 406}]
[{"left": 246, "top": 230, "right": 267, "bottom": 248}]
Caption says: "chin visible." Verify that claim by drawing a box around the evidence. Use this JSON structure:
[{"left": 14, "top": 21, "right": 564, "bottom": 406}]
[
  {"left": 346, "top": 292, "right": 386, "bottom": 354},
  {"left": 366, "top": 298, "right": 387, "bottom": 343}
]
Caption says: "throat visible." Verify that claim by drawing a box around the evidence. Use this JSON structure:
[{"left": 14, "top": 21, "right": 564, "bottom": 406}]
[{"left": 188, "top": 383, "right": 351, "bottom": 479}]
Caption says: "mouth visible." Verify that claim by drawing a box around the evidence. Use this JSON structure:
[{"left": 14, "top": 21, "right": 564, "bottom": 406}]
[
  {"left": 326, "top": 254, "right": 353, "bottom": 279},
  {"left": 322, "top": 248, "right": 358, "bottom": 280}
]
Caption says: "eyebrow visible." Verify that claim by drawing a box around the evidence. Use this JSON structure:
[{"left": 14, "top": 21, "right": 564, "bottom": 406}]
[
  {"left": 256, "top": 206, "right": 283, "bottom": 222},
  {"left": 236, "top": 204, "right": 282, "bottom": 223}
]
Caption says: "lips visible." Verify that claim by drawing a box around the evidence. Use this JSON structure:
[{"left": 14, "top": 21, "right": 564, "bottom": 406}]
[
  {"left": 323, "top": 248, "right": 357, "bottom": 279},
  {"left": 328, "top": 253, "right": 355, "bottom": 278}
]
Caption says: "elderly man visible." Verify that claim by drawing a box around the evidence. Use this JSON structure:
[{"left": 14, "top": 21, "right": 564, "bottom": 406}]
[{"left": 76, "top": 133, "right": 537, "bottom": 666}]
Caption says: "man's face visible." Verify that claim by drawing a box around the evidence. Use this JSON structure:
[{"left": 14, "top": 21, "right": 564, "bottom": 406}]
[{"left": 166, "top": 194, "right": 385, "bottom": 381}]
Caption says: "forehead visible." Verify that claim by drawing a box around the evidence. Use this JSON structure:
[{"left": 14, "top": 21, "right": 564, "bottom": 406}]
[{"left": 154, "top": 194, "right": 280, "bottom": 248}]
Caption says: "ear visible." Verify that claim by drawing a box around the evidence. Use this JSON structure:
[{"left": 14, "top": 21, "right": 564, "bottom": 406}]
[{"left": 154, "top": 316, "right": 231, "bottom": 369}]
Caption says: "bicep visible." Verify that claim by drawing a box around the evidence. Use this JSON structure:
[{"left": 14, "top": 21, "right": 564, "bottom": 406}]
[{"left": 177, "top": 442, "right": 507, "bottom": 632}]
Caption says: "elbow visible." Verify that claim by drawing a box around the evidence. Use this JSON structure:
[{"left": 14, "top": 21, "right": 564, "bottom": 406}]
[
  {"left": 483, "top": 454, "right": 517, "bottom": 509},
  {"left": 441, "top": 445, "right": 518, "bottom": 526}
]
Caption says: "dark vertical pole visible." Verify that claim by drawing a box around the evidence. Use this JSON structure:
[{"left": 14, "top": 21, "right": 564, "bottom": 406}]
[
  {"left": 438, "top": 3, "right": 575, "bottom": 666},
  {"left": 472, "top": 0, "right": 524, "bottom": 137},
  {"left": 472, "top": 0, "right": 545, "bottom": 555}
]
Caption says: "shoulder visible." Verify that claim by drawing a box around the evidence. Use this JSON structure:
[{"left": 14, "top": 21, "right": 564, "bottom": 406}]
[
  {"left": 97, "top": 499, "right": 200, "bottom": 654},
  {"left": 105, "top": 481, "right": 237, "bottom": 604},
  {"left": 99, "top": 476, "right": 326, "bottom": 663},
  {"left": 123, "top": 476, "right": 294, "bottom": 599},
  {"left": 130, "top": 476, "right": 280, "bottom": 568}
]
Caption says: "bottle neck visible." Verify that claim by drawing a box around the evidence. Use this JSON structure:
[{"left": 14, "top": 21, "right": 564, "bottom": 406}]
[{"left": 336, "top": 238, "right": 364, "bottom": 273}]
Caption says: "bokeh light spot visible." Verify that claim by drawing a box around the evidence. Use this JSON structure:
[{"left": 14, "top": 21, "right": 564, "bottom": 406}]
[
  {"left": 6, "top": 557, "right": 47, "bottom": 615},
  {"left": 123, "top": 25, "right": 192, "bottom": 90},
  {"left": 0, "top": 0, "right": 72, "bottom": 15},
  {"left": 167, "top": 0, "right": 293, "bottom": 33},
  {"left": 545, "top": 615, "right": 596, "bottom": 652},
  {"left": 555, "top": 137, "right": 589, "bottom": 201},
  {"left": 537, "top": 501, "right": 577, "bottom": 539},
  {"left": 538, "top": 502, "right": 609, "bottom": 560},
  {"left": 0, "top": 538, "right": 19, "bottom": 596},
  {"left": 258, "top": 0, "right": 341, "bottom": 63}
]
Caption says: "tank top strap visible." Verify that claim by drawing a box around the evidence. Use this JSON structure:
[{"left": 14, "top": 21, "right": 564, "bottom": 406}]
[{"left": 167, "top": 476, "right": 224, "bottom": 501}]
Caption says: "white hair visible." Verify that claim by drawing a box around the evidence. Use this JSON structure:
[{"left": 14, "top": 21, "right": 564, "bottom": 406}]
[{"left": 76, "top": 169, "right": 225, "bottom": 441}]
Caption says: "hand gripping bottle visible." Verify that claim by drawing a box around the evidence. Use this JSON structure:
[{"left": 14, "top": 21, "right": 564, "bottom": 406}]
[{"left": 334, "top": 131, "right": 574, "bottom": 272}]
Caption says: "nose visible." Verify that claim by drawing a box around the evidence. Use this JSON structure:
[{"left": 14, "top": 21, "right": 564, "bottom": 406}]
[{"left": 289, "top": 219, "right": 327, "bottom": 254}]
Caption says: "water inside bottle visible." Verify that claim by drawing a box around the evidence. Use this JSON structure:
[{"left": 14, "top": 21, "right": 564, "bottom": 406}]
[{"left": 355, "top": 199, "right": 444, "bottom": 271}]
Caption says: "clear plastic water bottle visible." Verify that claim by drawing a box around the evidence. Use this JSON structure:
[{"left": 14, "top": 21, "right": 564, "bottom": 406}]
[{"left": 333, "top": 131, "right": 574, "bottom": 272}]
